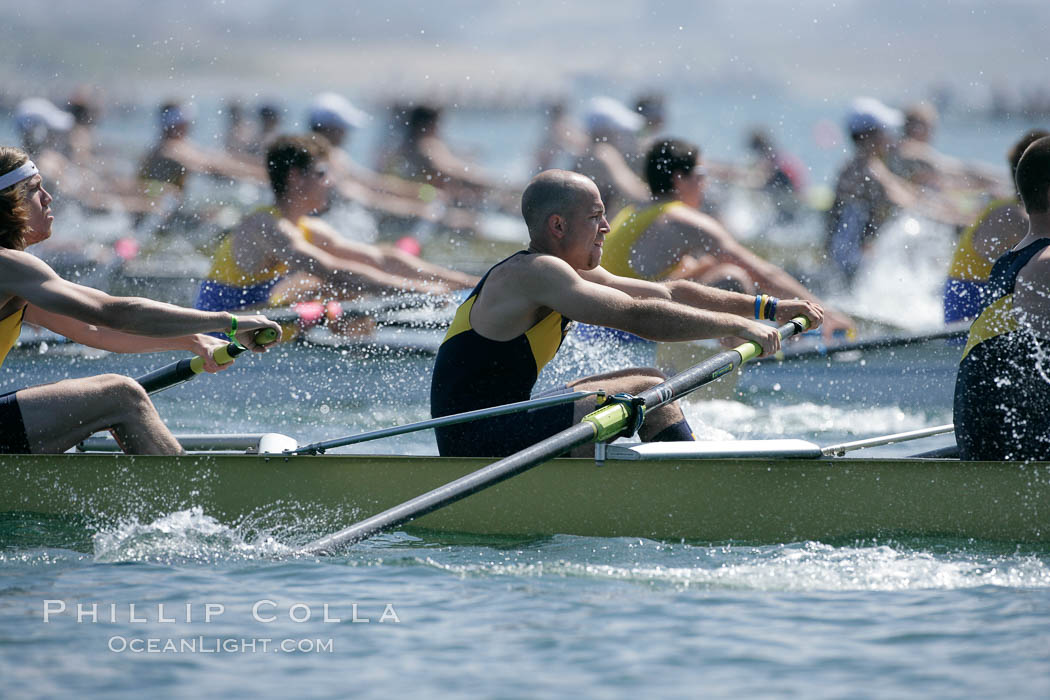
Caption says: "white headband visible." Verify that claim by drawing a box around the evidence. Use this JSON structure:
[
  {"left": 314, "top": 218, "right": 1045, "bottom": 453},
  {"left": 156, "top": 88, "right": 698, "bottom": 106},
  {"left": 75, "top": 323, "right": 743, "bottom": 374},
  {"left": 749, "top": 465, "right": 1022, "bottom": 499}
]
[{"left": 0, "top": 161, "right": 38, "bottom": 191}]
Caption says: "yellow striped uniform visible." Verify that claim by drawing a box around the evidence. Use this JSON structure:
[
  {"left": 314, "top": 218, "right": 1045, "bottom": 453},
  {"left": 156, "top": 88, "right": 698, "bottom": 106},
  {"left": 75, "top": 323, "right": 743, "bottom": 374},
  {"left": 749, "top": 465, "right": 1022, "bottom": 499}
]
[
  {"left": 194, "top": 207, "right": 314, "bottom": 311},
  {"left": 430, "top": 251, "right": 574, "bottom": 457},
  {"left": 603, "top": 201, "right": 687, "bottom": 280}
]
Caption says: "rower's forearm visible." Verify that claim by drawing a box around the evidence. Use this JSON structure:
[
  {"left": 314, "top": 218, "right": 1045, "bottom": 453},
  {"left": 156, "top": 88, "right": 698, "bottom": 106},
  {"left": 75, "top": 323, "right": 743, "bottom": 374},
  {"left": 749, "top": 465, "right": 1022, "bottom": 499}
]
[
  {"left": 68, "top": 325, "right": 197, "bottom": 354},
  {"left": 90, "top": 297, "right": 231, "bottom": 337},
  {"left": 328, "top": 264, "right": 423, "bottom": 295},
  {"left": 665, "top": 280, "right": 755, "bottom": 317},
  {"left": 668, "top": 270, "right": 823, "bottom": 313},
  {"left": 612, "top": 299, "right": 750, "bottom": 342},
  {"left": 752, "top": 264, "right": 824, "bottom": 306}
]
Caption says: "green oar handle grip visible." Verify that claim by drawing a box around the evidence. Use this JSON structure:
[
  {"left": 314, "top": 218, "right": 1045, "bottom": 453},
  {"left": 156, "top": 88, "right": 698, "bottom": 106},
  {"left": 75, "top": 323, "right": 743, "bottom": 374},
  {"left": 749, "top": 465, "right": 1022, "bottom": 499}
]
[
  {"left": 187, "top": 343, "right": 237, "bottom": 373},
  {"left": 251, "top": 327, "right": 280, "bottom": 345},
  {"left": 582, "top": 403, "right": 633, "bottom": 443},
  {"left": 136, "top": 327, "right": 279, "bottom": 395},
  {"left": 187, "top": 327, "right": 280, "bottom": 374},
  {"left": 735, "top": 315, "right": 812, "bottom": 362}
]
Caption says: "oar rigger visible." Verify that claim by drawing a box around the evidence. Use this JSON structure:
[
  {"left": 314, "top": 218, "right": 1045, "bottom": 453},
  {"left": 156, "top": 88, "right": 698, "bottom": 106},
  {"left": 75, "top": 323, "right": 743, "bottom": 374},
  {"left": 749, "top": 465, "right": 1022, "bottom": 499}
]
[{"left": 588, "top": 392, "right": 646, "bottom": 466}]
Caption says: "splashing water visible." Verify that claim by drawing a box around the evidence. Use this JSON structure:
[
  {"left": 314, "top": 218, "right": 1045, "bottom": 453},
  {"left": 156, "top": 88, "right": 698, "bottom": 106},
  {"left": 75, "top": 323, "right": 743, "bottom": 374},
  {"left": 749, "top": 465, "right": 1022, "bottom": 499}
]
[
  {"left": 684, "top": 399, "right": 949, "bottom": 442},
  {"left": 92, "top": 507, "right": 294, "bottom": 564},
  {"left": 411, "top": 537, "right": 1050, "bottom": 592},
  {"left": 839, "top": 214, "right": 957, "bottom": 331}
]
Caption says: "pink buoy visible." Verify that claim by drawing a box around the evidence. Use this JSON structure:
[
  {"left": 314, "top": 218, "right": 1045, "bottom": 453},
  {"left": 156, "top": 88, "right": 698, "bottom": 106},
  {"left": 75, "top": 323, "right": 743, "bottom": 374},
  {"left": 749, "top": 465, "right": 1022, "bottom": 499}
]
[{"left": 394, "top": 236, "right": 422, "bottom": 257}]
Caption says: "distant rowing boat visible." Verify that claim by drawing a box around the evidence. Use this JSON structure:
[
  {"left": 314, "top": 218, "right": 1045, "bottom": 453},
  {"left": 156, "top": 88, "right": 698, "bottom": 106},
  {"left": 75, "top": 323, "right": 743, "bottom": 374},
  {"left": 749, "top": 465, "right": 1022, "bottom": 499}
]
[{"left": 4, "top": 437, "right": 1047, "bottom": 544}]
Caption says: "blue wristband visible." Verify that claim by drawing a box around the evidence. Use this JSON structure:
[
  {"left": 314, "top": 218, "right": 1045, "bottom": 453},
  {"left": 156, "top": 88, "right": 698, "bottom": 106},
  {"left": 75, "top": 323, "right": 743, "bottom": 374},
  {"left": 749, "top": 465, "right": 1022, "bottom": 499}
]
[
  {"left": 754, "top": 295, "right": 762, "bottom": 320},
  {"left": 766, "top": 297, "right": 779, "bottom": 322}
]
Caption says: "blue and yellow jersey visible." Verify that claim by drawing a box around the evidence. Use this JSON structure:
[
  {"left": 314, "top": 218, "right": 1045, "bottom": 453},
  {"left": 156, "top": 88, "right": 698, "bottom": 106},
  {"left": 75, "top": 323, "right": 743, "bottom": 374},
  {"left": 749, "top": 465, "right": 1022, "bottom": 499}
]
[
  {"left": 195, "top": 207, "right": 315, "bottom": 312},
  {"left": 944, "top": 198, "right": 1019, "bottom": 324},
  {"left": 953, "top": 237, "right": 1050, "bottom": 460},
  {"left": 947, "top": 198, "right": 1018, "bottom": 283},
  {"left": 960, "top": 237, "right": 1050, "bottom": 361},
  {"left": 604, "top": 201, "right": 687, "bottom": 280}
]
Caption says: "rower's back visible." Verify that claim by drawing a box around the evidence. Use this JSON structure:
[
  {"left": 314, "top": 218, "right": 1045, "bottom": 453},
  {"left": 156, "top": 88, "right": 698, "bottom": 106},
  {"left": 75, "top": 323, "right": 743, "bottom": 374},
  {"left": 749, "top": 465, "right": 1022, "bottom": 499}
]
[{"left": 954, "top": 136, "right": 1050, "bottom": 461}]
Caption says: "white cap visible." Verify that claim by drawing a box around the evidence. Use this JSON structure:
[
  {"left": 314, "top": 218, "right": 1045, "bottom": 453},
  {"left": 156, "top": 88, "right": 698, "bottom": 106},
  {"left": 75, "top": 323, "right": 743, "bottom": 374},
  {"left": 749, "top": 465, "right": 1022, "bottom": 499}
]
[
  {"left": 308, "top": 92, "right": 369, "bottom": 131},
  {"left": 846, "top": 97, "right": 904, "bottom": 135},
  {"left": 584, "top": 96, "right": 644, "bottom": 134},
  {"left": 15, "top": 97, "right": 74, "bottom": 133}
]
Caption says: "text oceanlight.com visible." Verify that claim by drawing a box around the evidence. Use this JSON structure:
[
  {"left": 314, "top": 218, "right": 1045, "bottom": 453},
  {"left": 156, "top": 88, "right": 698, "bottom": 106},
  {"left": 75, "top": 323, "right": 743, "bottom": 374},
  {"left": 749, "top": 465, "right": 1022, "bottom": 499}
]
[{"left": 108, "top": 637, "right": 335, "bottom": 654}]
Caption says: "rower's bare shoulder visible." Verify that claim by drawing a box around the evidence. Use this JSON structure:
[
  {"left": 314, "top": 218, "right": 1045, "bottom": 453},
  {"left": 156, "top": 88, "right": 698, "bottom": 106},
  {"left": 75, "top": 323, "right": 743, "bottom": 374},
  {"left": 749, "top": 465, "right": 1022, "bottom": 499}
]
[
  {"left": 1018, "top": 246, "right": 1050, "bottom": 286},
  {"left": 666, "top": 205, "right": 725, "bottom": 241},
  {"left": 227, "top": 211, "right": 275, "bottom": 249},
  {"left": 1032, "top": 244, "right": 1050, "bottom": 267},
  {"left": 237, "top": 210, "right": 277, "bottom": 232},
  {"left": 972, "top": 203, "right": 1028, "bottom": 260},
  {"left": 1014, "top": 249, "right": 1050, "bottom": 329},
  {"left": 497, "top": 254, "right": 576, "bottom": 294},
  {"left": 0, "top": 248, "right": 54, "bottom": 275},
  {"left": 520, "top": 253, "right": 577, "bottom": 280}
]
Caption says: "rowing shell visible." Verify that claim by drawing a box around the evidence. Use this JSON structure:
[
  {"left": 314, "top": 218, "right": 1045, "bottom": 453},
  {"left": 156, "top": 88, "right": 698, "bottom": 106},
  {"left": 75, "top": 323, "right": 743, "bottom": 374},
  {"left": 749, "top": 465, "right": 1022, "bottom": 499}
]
[{"left": 4, "top": 445, "right": 1049, "bottom": 544}]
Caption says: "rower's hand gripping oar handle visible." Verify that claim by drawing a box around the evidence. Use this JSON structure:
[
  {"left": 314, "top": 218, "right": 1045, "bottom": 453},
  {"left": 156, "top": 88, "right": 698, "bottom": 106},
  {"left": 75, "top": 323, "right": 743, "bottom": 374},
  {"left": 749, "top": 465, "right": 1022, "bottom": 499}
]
[
  {"left": 736, "top": 315, "right": 811, "bottom": 363},
  {"left": 135, "top": 327, "right": 279, "bottom": 395},
  {"left": 582, "top": 315, "right": 812, "bottom": 443}
]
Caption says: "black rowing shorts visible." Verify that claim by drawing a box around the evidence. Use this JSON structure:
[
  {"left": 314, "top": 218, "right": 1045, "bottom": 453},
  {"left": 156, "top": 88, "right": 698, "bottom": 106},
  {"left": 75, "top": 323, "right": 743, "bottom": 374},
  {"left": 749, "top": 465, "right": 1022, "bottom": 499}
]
[
  {"left": 0, "top": 389, "right": 31, "bottom": 454},
  {"left": 434, "top": 386, "right": 576, "bottom": 458}
]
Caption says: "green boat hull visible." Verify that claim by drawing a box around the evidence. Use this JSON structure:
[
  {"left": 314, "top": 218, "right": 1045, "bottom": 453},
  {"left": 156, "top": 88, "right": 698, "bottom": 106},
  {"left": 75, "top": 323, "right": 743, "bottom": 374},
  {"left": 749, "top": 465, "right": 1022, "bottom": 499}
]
[{"left": 3, "top": 453, "right": 1049, "bottom": 543}]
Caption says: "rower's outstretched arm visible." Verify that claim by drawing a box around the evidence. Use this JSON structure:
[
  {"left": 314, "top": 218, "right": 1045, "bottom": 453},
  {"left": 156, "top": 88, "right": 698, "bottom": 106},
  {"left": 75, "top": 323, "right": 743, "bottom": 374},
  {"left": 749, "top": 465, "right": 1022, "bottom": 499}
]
[
  {"left": 304, "top": 219, "right": 477, "bottom": 288},
  {"left": 0, "top": 251, "right": 280, "bottom": 343},
  {"left": 580, "top": 264, "right": 825, "bottom": 330},
  {"left": 671, "top": 208, "right": 824, "bottom": 301},
  {"left": 23, "top": 306, "right": 236, "bottom": 372},
  {"left": 248, "top": 216, "right": 449, "bottom": 295},
  {"left": 520, "top": 255, "right": 782, "bottom": 355}
]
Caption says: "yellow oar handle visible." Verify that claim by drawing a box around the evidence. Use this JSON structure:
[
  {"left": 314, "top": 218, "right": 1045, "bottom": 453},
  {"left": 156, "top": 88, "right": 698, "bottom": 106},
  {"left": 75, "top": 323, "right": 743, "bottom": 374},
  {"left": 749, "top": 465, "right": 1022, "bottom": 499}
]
[
  {"left": 135, "top": 327, "right": 279, "bottom": 395},
  {"left": 736, "top": 315, "right": 812, "bottom": 363},
  {"left": 188, "top": 345, "right": 233, "bottom": 373},
  {"left": 247, "top": 326, "right": 280, "bottom": 345},
  {"left": 187, "top": 327, "right": 280, "bottom": 374},
  {"left": 583, "top": 403, "right": 633, "bottom": 443}
]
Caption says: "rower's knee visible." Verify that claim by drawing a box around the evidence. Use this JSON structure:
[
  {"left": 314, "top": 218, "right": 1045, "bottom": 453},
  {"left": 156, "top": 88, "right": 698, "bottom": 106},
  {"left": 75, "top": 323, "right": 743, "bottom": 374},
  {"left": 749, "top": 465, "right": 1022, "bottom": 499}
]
[
  {"left": 622, "top": 368, "right": 668, "bottom": 393},
  {"left": 94, "top": 374, "right": 153, "bottom": 413},
  {"left": 622, "top": 369, "right": 687, "bottom": 423}
]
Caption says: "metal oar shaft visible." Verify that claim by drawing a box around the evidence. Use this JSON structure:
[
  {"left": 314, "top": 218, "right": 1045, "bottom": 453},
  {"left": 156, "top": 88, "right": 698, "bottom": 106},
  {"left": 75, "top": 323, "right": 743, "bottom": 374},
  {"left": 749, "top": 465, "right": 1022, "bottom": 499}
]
[
  {"left": 821, "top": 424, "right": 955, "bottom": 456},
  {"left": 135, "top": 343, "right": 246, "bottom": 394},
  {"left": 304, "top": 422, "right": 598, "bottom": 554},
  {"left": 635, "top": 318, "right": 806, "bottom": 413},
  {"left": 641, "top": 341, "right": 757, "bottom": 411},
  {"left": 293, "top": 391, "right": 601, "bottom": 454},
  {"left": 765, "top": 321, "right": 971, "bottom": 362},
  {"left": 266, "top": 294, "right": 442, "bottom": 325}
]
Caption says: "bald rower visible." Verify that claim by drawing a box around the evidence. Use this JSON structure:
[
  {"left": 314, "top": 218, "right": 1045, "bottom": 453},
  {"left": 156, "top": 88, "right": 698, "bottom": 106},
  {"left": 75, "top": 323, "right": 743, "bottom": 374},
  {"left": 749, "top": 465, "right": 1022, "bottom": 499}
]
[{"left": 430, "top": 169, "right": 823, "bottom": 458}]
